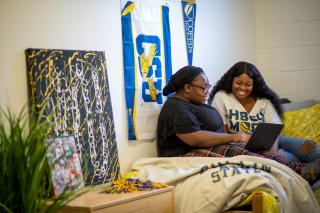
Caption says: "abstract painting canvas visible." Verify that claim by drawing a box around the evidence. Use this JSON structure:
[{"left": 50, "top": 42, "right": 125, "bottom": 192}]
[{"left": 25, "top": 48, "right": 120, "bottom": 185}]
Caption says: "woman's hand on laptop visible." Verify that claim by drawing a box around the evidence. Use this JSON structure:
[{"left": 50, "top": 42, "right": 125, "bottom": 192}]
[{"left": 232, "top": 132, "right": 250, "bottom": 143}]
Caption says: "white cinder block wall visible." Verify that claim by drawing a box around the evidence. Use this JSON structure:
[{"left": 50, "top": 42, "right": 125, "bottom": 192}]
[{"left": 255, "top": 0, "right": 320, "bottom": 102}]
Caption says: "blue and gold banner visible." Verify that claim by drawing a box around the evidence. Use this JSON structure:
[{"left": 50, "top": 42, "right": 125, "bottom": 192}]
[
  {"left": 181, "top": 0, "right": 196, "bottom": 65},
  {"left": 121, "top": 0, "right": 172, "bottom": 140}
]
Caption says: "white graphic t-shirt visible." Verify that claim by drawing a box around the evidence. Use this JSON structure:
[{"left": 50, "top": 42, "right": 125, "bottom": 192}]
[{"left": 212, "top": 91, "right": 281, "bottom": 134}]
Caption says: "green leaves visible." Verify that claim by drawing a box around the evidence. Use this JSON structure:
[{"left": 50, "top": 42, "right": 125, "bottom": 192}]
[{"left": 0, "top": 107, "right": 82, "bottom": 213}]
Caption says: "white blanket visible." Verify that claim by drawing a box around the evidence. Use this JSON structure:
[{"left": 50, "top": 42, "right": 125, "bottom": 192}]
[{"left": 131, "top": 155, "right": 320, "bottom": 213}]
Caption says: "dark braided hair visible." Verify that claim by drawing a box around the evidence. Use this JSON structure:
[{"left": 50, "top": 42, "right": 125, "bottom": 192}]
[{"left": 208, "top": 61, "right": 283, "bottom": 117}]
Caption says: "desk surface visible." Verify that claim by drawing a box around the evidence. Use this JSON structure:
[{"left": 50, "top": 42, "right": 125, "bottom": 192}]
[{"left": 63, "top": 185, "right": 174, "bottom": 211}]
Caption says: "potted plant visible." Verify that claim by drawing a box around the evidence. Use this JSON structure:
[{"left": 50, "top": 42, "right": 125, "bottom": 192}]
[{"left": 0, "top": 106, "right": 82, "bottom": 213}]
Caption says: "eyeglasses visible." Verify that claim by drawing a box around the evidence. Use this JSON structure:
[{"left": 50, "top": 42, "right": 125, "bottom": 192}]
[{"left": 189, "top": 83, "right": 212, "bottom": 93}]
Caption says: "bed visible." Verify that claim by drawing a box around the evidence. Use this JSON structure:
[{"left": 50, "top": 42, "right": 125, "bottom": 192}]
[
  {"left": 130, "top": 156, "right": 319, "bottom": 213},
  {"left": 130, "top": 101, "right": 320, "bottom": 213}
]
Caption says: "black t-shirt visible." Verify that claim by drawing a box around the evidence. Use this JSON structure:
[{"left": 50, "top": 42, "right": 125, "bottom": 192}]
[{"left": 157, "top": 97, "right": 224, "bottom": 157}]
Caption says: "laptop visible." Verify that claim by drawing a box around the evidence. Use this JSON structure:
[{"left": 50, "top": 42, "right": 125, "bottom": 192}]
[{"left": 244, "top": 123, "right": 284, "bottom": 152}]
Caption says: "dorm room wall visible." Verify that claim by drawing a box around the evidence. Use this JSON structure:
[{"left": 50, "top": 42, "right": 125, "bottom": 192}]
[
  {"left": 0, "top": 0, "right": 256, "bottom": 172},
  {"left": 255, "top": 0, "right": 320, "bottom": 102}
]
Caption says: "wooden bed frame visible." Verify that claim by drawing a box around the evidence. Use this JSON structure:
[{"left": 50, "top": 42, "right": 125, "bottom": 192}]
[{"left": 224, "top": 193, "right": 263, "bottom": 213}]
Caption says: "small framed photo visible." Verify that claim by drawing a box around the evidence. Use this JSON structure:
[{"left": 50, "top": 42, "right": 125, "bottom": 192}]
[{"left": 46, "top": 136, "right": 84, "bottom": 196}]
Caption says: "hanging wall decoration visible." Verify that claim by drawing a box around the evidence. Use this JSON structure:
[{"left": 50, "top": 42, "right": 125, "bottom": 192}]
[
  {"left": 120, "top": 0, "right": 172, "bottom": 140},
  {"left": 181, "top": 0, "right": 197, "bottom": 65},
  {"left": 25, "top": 48, "right": 120, "bottom": 185}
]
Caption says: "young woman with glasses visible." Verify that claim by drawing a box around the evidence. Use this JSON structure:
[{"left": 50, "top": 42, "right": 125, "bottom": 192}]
[{"left": 157, "top": 65, "right": 320, "bottom": 185}]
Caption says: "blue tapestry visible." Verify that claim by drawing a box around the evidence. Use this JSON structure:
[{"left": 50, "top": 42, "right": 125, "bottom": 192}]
[{"left": 121, "top": 0, "right": 172, "bottom": 140}]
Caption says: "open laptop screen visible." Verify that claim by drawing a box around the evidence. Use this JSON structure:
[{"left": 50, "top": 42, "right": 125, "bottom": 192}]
[{"left": 244, "top": 123, "right": 284, "bottom": 152}]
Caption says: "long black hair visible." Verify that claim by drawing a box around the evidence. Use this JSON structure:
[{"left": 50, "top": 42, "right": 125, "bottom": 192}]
[{"left": 208, "top": 61, "right": 283, "bottom": 117}]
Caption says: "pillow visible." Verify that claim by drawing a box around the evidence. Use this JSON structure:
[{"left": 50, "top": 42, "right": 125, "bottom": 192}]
[
  {"left": 282, "top": 100, "right": 316, "bottom": 112},
  {"left": 282, "top": 104, "right": 320, "bottom": 145}
]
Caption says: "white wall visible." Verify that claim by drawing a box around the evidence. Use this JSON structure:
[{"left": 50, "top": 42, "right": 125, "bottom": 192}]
[
  {"left": 196, "top": 0, "right": 257, "bottom": 84},
  {"left": 0, "top": 0, "right": 256, "bottom": 173},
  {"left": 256, "top": 0, "right": 320, "bottom": 102}
]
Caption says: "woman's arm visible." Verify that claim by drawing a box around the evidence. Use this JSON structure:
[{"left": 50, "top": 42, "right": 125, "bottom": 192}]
[
  {"left": 264, "top": 101, "right": 282, "bottom": 124},
  {"left": 211, "top": 91, "right": 228, "bottom": 125},
  {"left": 176, "top": 130, "right": 250, "bottom": 148}
]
